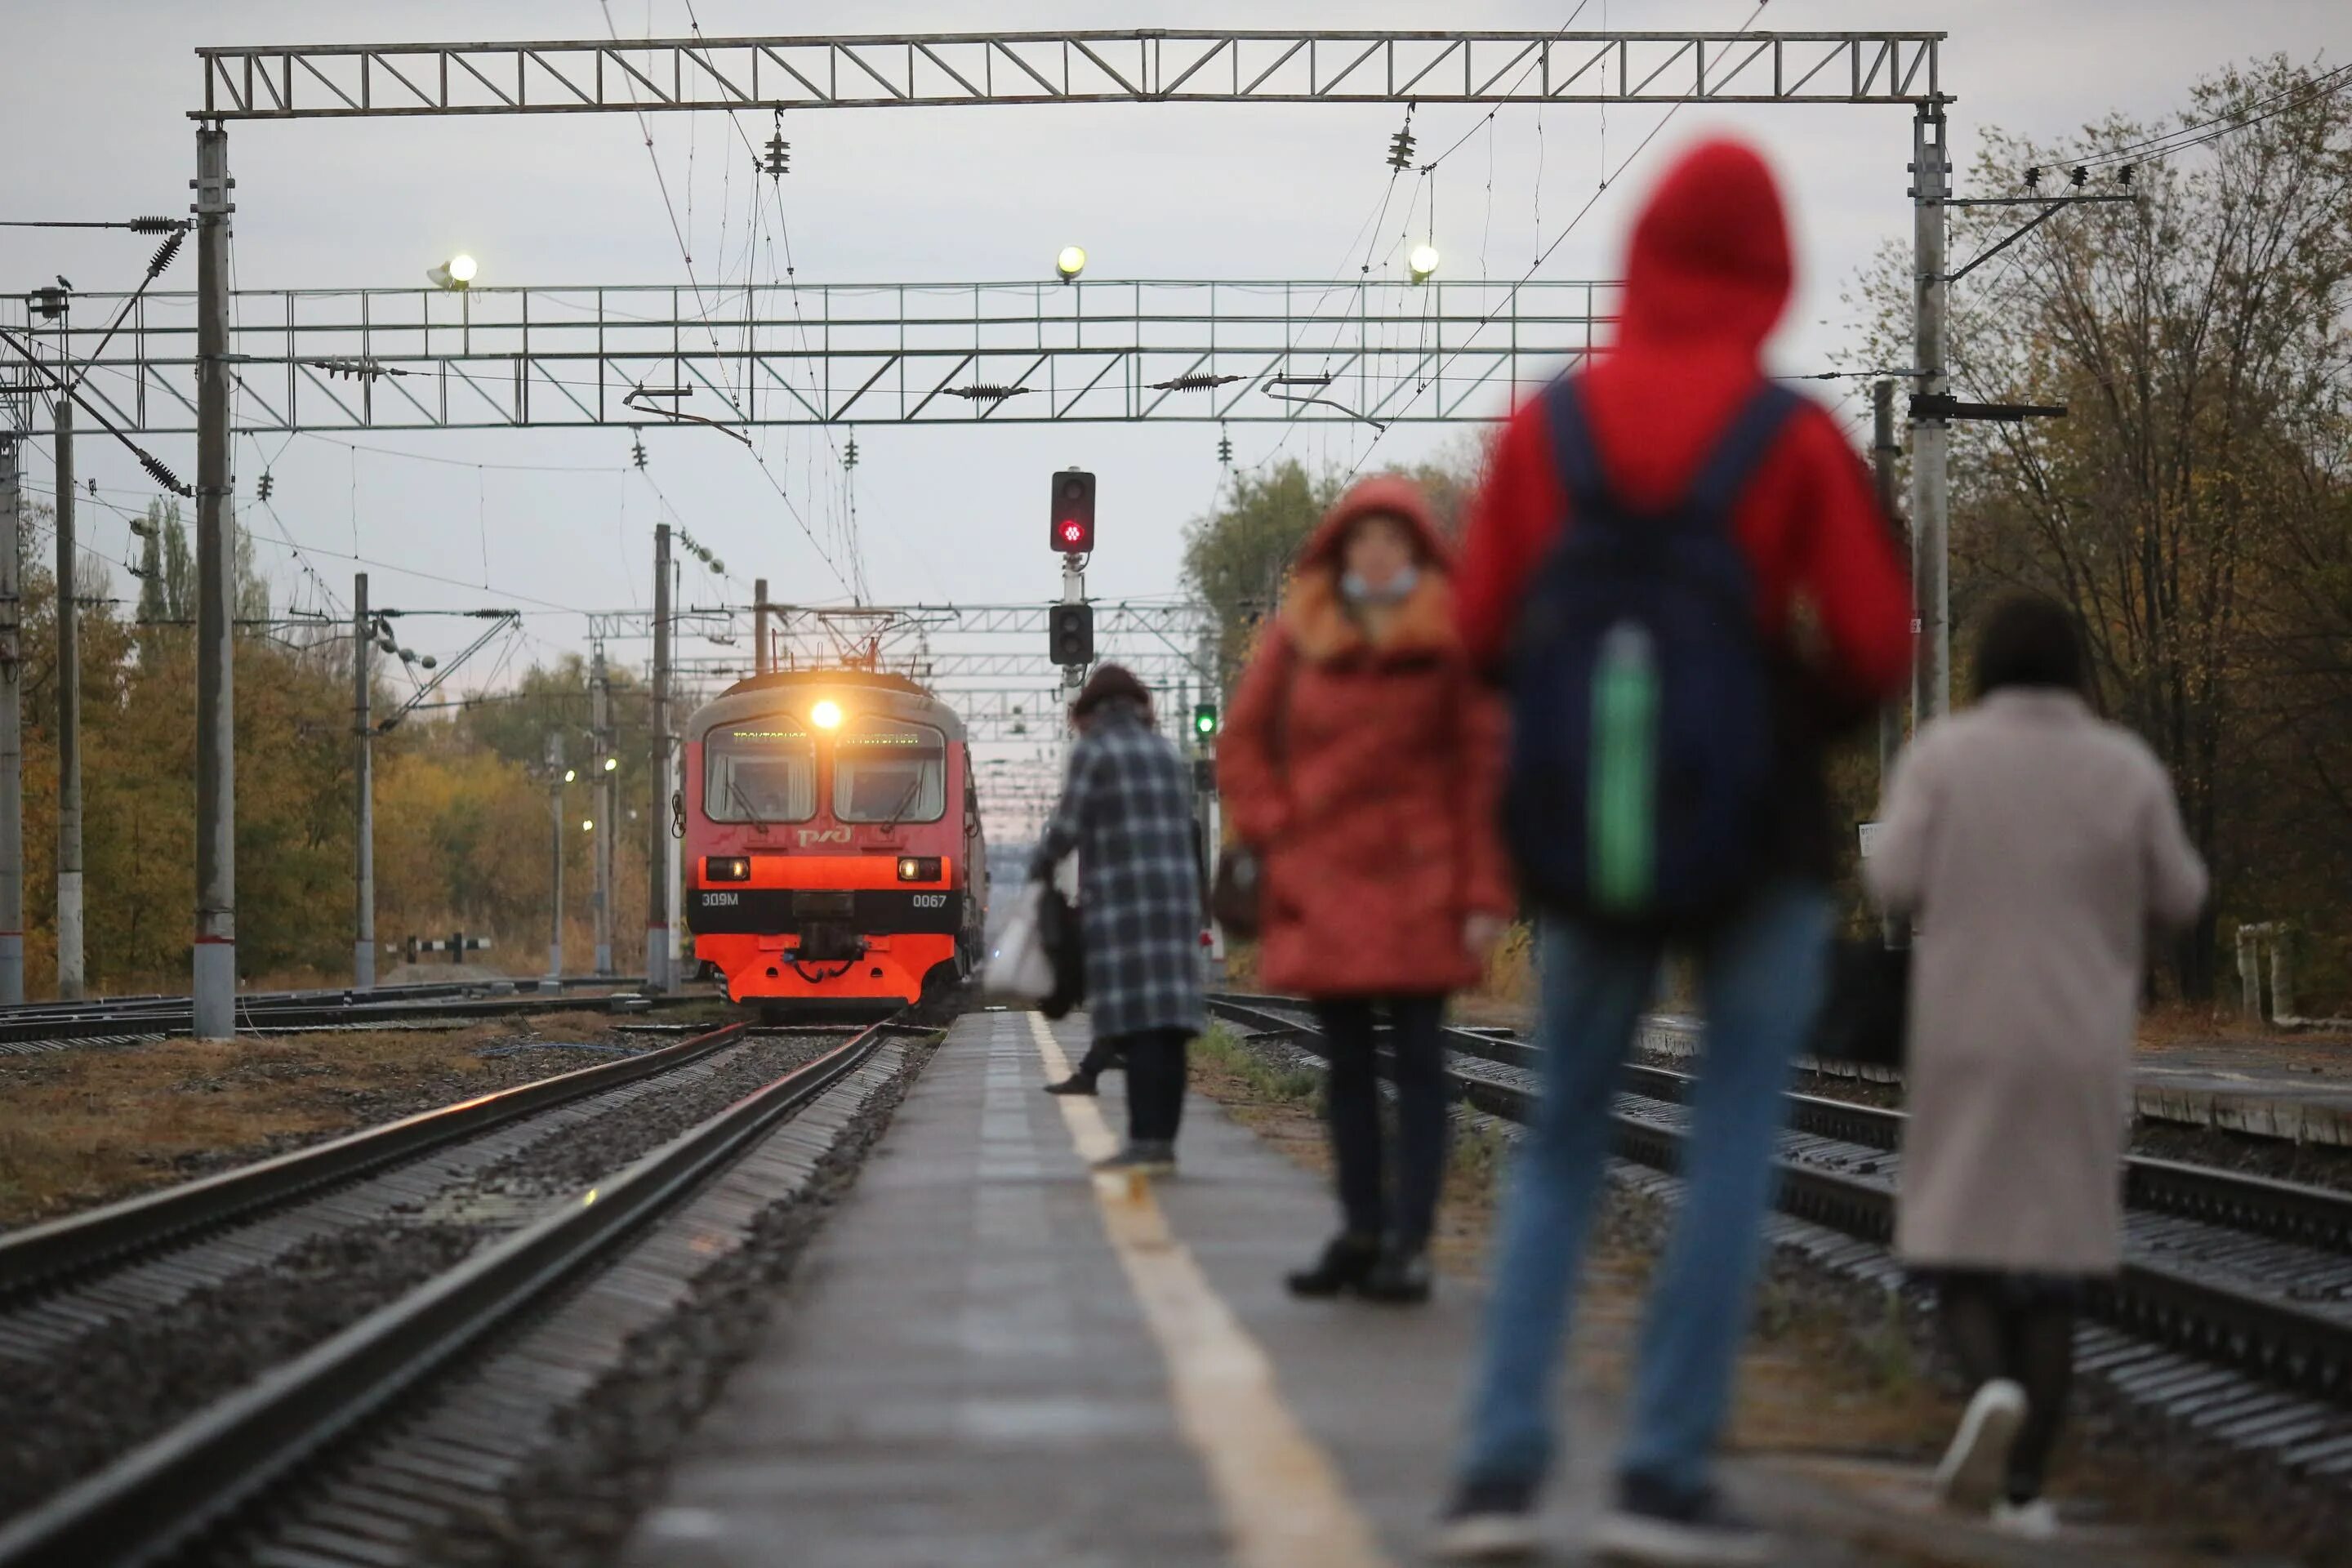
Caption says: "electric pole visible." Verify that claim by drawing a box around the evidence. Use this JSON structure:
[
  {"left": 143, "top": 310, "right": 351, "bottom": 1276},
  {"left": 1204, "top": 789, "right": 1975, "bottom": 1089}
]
[
  {"left": 54, "top": 395, "right": 82, "bottom": 999},
  {"left": 1871, "top": 381, "right": 1906, "bottom": 949},
  {"left": 192, "top": 122, "right": 237, "bottom": 1040},
  {"left": 546, "top": 732, "right": 565, "bottom": 979},
  {"left": 1909, "top": 103, "right": 1952, "bottom": 723},
  {"left": 0, "top": 434, "right": 22, "bottom": 1004},
  {"left": 1060, "top": 553, "right": 1085, "bottom": 694},
  {"left": 1872, "top": 378, "right": 1905, "bottom": 761},
  {"left": 352, "top": 573, "right": 375, "bottom": 990},
  {"left": 646, "top": 522, "right": 671, "bottom": 991},
  {"left": 591, "top": 646, "right": 614, "bottom": 977},
  {"left": 753, "top": 577, "right": 770, "bottom": 677}
]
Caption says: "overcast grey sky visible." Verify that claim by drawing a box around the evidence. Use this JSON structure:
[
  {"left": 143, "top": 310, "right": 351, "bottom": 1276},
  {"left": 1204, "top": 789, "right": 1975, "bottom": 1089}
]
[{"left": 5, "top": 0, "right": 2348, "bottom": 696}]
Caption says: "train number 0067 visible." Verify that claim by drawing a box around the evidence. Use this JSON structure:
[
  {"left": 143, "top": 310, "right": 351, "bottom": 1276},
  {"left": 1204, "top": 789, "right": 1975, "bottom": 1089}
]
[{"left": 911, "top": 893, "right": 947, "bottom": 909}]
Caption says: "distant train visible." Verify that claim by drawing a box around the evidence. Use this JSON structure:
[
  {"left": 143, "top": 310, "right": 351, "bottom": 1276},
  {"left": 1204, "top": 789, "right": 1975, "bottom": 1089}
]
[{"left": 681, "top": 670, "right": 986, "bottom": 1007}]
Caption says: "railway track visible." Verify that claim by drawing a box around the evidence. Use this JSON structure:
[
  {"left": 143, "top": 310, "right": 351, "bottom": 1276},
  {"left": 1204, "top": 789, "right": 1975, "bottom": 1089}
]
[
  {"left": 0, "top": 976, "right": 670, "bottom": 1056},
  {"left": 0, "top": 1010, "right": 923, "bottom": 1565},
  {"left": 1207, "top": 992, "right": 2352, "bottom": 1479}
]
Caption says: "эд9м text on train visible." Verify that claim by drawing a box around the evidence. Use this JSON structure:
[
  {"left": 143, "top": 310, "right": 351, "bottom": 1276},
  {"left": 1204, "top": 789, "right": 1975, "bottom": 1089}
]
[{"left": 681, "top": 670, "right": 987, "bottom": 1008}]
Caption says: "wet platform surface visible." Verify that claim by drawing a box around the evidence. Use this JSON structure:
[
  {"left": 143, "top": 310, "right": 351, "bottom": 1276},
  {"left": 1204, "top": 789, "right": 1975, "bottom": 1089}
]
[{"left": 621, "top": 1009, "right": 2145, "bottom": 1566}]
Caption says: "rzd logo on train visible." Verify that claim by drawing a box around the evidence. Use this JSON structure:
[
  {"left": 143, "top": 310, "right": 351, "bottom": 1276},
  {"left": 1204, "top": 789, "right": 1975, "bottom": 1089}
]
[{"left": 796, "top": 826, "right": 853, "bottom": 847}]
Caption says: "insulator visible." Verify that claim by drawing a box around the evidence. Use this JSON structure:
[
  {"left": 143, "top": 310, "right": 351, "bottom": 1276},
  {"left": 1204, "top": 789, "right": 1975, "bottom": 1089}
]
[
  {"left": 710, "top": 559, "right": 726, "bottom": 574},
  {"left": 128, "top": 216, "right": 181, "bottom": 234},
  {"left": 420, "top": 655, "right": 439, "bottom": 670},
  {"left": 1388, "top": 127, "right": 1417, "bottom": 171},
  {"left": 136, "top": 450, "right": 188, "bottom": 496},
  {"left": 146, "top": 230, "right": 185, "bottom": 278}
]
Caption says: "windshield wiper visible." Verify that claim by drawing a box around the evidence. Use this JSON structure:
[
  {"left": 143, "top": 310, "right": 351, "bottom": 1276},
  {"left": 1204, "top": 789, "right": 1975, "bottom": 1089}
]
[
  {"left": 726, "top": 777, "right": 770, "bottom": 831},
  {"left": 877, "top": 771, "right": 928, "bottom": 834}
]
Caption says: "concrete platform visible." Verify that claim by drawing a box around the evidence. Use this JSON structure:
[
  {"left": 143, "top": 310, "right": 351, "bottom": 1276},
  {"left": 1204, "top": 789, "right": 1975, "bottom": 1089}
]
[{"left": 621, "top": 1009, "right": 2145, "bottom": 1567}]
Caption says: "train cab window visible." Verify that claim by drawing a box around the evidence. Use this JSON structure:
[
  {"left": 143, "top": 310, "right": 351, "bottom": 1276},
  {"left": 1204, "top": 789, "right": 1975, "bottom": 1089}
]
[
  {"left": 834, "top": 718, "right": 947, "bottom": 824},
  {"left": 704, "top": 723, "right": 817, "bottom": 823}
]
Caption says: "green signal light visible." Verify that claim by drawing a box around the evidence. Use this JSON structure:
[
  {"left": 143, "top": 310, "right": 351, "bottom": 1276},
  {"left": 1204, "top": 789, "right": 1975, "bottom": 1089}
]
[{"left": 1192, "top": 702, "right": 1218, "bottom": 737}]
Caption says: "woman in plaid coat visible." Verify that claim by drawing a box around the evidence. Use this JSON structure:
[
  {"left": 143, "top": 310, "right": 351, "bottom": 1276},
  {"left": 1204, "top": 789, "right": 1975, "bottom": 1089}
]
[{"left": 1031, "top": 665, "right": 1206, "bottom": 1174}]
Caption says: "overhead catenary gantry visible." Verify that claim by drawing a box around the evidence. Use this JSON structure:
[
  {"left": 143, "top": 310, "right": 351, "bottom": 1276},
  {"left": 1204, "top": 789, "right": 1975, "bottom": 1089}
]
[
  {"left": 13, "top": 279, "right": 1612, "bottom": 434},
  {"left": 170, "top": 24, "right": 1954, "bottom": 1037},
  {"left": 192, "top": 30, "right": 1941, "bottom": 117}
]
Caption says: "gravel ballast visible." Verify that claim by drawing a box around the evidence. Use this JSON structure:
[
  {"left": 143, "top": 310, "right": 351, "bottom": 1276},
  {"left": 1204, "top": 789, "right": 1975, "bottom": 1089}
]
[
  {"left": 215, "top": 1028, "right": 942, "bottom": 1567},
  {"left": 0, "top": 1030, "right": 837, "bottom": 1523}
]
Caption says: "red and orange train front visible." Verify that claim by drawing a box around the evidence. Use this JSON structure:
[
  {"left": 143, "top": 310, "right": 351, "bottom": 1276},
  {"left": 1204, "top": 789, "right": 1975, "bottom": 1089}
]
[{"left": 682, "top": 670, "right": 984, "bottom": 1006}]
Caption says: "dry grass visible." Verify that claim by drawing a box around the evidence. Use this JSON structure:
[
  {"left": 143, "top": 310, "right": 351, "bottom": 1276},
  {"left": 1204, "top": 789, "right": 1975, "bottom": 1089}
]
[
  {"left": 1189, "top": 1025, "right": 1944, "bottom": 1446},
  {"left": 0, "top": 1010, "right": 640, "bottom": 1229}
]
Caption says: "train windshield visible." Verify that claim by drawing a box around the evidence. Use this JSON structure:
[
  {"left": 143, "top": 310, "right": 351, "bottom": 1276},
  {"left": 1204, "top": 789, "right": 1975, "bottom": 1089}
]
[
  {"left": 704, "top": 722, "right": 817, "bottom": 823},
  {"left": 834, "top": 718, "right": 947, "bottom": 824}
]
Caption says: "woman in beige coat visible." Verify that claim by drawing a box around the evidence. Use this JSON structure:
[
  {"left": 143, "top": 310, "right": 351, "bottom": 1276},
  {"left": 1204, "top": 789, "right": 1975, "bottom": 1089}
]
[{"left": 1867, "top": 595, "right": 2207, "bottom": 1534}]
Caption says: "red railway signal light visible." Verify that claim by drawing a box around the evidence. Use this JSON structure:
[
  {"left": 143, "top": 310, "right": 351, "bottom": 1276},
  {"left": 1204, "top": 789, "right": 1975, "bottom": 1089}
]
[{"left": 1052, "top": 468, "right": 1096, "bottom": 554}]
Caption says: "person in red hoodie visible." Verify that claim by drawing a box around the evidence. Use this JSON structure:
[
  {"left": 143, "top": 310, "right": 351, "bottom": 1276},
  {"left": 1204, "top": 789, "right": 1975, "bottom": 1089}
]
[
  {"left": 1218, "top": 476, "right": 1512, "bottom": 1303},
  {"left": 1435, "top": 139, "right": 1913, "bottom": 1565}
]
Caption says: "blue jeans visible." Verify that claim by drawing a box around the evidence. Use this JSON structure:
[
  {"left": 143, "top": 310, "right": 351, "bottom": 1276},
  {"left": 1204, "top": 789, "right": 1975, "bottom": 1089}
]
[{"left": 1456, "top": 883, "right": 1832, "bottom": 1499}]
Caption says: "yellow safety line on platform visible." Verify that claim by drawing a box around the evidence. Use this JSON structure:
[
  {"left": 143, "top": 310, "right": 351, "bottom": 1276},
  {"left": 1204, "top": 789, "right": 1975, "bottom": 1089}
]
[{"left": 1025, "top": 1012, "right": 1396, "bottom": 1568}]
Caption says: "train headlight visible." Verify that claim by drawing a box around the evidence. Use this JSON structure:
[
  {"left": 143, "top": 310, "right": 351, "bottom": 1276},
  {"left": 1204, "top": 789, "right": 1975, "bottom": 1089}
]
[
  {"left": 811, "top": 700, "right": 842, "bottom": 730},
  {"left": 706, "top": 856, "right": 751, "bottom": 882},
  {"left": 896, "top": 857, "right": 942, "bottom": 882}
]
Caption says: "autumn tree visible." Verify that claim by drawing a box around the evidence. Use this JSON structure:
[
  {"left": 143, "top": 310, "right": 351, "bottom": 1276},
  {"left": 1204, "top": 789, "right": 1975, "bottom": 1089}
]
[{"left": 1851, "top": 56, "right": 2352, "bottom": 1001}]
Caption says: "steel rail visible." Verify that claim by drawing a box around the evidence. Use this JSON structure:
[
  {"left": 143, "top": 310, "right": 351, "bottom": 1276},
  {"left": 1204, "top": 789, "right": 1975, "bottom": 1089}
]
[
  {"left": 0, "top": 1013, "right": 902, "bottom": 1568},
  {"left": 1206, "top": 994, "right": 2352, "bottom": 1407},
  {"left": 0, "top": 974, "right": 630, "bottom": 1018},
  {"left": 0, "top": 974, "right": 637, "bottom": 1016},
  {"left": 0, "top": 978, "right": 661, "bottom": 1050},
  {"left": 1279, "top": 998, "right": 2352, "bottom": 1257},
  {"left": 0, "top": 1020, "right": 747, "bottom": 1299}
]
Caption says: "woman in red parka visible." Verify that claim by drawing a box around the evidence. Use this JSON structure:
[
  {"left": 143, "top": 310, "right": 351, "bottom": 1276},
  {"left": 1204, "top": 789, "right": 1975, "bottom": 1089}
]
[{"left": 1218, "top": 475, "right": 1513, "bottom": 1303}]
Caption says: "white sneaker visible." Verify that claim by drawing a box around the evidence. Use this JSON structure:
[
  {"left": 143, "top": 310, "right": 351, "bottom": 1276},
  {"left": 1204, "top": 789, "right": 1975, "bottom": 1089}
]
[
  {"left": 1992, "top": 1498, "right": 2060, "bottom": 1539},
  {"left": 1934, "top": 1379, "right": 2027, "bottom": 1513}
]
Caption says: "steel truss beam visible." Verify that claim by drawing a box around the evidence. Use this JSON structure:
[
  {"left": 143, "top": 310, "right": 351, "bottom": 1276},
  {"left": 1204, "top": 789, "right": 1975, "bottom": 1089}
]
[
  {"left": 762, "top": 601, "right": 1211, "bottom": 635},
  {"left": 756, "top": 599, "right": 1213, "bottom": 688},
  {"left": 193, "top": 30, "right": 1943, "bottom": 119},
  {"left": 7, "top": 280, "right": 1608, "bottom": 434},
  {"left": 672, "top": 651, "right": 1199, "bottom": 682}
]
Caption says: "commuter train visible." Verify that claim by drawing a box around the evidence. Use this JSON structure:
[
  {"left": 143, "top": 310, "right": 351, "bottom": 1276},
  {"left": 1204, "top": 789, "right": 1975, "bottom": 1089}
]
[{"left": 681, "top": 670, "right": 986, "bottom": 1007}]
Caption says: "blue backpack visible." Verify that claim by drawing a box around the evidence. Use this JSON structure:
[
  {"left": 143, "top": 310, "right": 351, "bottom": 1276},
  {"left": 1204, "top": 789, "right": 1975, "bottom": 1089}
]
[{"left": 1505, "top": 375, "right": 1798, "bottom": 929}]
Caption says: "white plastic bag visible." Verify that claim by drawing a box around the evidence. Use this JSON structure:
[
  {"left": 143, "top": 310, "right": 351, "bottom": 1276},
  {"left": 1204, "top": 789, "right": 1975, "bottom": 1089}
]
[{"left": 983, "top": 881, "right": 1056, "bottom": 1002}]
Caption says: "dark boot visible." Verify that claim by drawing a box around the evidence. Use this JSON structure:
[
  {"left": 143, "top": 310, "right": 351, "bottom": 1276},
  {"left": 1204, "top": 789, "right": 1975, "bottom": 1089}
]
[
  {"left": 1285, "top": 1233, "right": 1381, "bottom": 1298},
  {"left": 1042, "top": 1072, "right": 1098, "bottom": 1096},
  {"left": 1360, "top": 1244, "right": 1433, "bottom": 1305}
]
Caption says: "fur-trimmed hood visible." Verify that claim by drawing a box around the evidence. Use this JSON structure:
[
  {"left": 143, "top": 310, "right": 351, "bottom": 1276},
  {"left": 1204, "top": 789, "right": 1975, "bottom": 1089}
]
[{"left": 1281, "top": 475, "right": 1463, "bottom": 664}]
